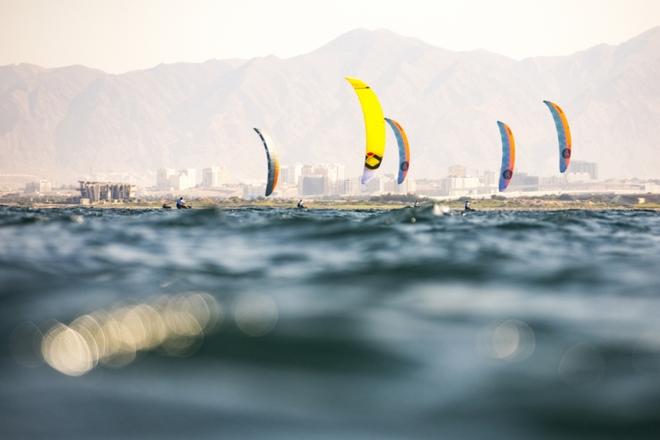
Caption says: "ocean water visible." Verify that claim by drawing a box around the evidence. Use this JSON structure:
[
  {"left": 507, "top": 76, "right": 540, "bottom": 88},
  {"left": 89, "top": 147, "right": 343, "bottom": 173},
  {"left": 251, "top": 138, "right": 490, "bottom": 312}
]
[{"left": 1, "top": 205, "right": 660, "bottom": 439}]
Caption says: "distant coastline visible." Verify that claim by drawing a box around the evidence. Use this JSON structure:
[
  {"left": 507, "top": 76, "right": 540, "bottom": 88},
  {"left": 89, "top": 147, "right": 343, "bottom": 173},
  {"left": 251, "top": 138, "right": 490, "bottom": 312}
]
[{"left": 2, "top": 193, "right": 659, "bottom": 211}]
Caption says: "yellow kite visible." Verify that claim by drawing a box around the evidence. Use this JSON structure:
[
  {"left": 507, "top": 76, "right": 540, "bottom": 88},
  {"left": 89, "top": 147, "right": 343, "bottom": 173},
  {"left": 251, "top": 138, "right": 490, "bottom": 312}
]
[{"left": 345, "top": 77, "right": 386, "bottom": 184}]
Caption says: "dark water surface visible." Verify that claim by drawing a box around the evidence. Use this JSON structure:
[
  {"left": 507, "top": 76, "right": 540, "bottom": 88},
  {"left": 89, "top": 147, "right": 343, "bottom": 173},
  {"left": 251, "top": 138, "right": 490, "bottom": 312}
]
[{"left": 1, "top": 206, "right": 660, "bottom": 439}]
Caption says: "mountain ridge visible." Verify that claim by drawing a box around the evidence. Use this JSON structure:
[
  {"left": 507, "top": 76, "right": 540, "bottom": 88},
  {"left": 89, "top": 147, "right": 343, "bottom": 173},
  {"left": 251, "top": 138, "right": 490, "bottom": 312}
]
[{"left": 1, "top": 26, "right": 660, "bottom": 183}]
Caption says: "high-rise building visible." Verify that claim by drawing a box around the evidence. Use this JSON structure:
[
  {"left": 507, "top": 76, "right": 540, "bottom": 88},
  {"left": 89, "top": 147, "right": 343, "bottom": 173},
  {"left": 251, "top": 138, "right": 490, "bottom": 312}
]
[
  {"left": 324, "top": 163, "right": 345, "bottom": 184},
  {"left": 300, "top": 164, "right": 344, "bottom": 182},
  {"left": 184, "top": 168, "right": 197, "bottom": 188},
  {"left": 301, "top": 176, "right": 327, "bottom": 196},
  {"left": 336, "top": 178, "right": 360, "bottom": 196},
  {"left": 280, "top": 166, "right": 291, "bottom": 185},
  {"left": 202, "top": 166, "right": 223, "bottom": 188},
  {"left": 280, "top": 164, "right": 303, "bottom": 186},
  {"left": 292, "top": 164, "right": 303, "bottom": 185},
  {"left": 156, "top": 168, "right": 176, "bottom": 190},
  {"left": 297, "top": 163, "right": 346, "bottom": 195}
]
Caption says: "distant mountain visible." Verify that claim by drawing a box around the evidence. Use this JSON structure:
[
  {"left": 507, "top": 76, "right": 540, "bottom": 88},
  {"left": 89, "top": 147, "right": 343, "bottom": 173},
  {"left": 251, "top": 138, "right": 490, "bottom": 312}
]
[{"left": 2, "top": 27, "right": 660, "bottom": 183}]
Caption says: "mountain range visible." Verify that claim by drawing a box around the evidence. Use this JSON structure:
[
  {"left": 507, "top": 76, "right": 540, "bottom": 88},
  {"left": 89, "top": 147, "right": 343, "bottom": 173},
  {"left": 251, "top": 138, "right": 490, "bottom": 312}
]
[{"left": 2, "top": 27, "right": 660, "bottom": 184}]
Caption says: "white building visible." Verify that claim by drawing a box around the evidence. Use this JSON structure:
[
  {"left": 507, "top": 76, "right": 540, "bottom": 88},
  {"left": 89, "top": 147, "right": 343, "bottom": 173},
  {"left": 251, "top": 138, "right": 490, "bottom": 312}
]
[
  {"left": 324, "top": 163, "right": 345, "bottom": 184},
  {"left": 280, "top": 164, "right": 303, "bottom": 186},
  {"left": 297, "top": 163, "right": 346, "bottom": 196},
  {"left": 170, "top": 169, "right": 197, "bottom": 191},
  {"left": 444, "top": 176, "right": 480, "bottom": 197}
]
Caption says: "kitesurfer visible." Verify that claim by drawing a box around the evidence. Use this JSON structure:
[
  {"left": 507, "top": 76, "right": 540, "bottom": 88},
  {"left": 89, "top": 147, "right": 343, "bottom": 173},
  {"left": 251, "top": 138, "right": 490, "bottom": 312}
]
[
  {"left": 176, "top": 197, "right": 190, "bottom": 209},
  {"left": 297, "top": 199, "right": 305, "bottom": 209},
  {"left": 464, "top": 200, "right": 475, "bottom": 212}
]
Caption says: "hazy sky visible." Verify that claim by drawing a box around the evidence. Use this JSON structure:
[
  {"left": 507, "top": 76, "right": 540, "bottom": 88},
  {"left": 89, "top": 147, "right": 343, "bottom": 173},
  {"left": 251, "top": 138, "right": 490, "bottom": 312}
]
[{"left": 2, "top": 0, "right": 660, "bottom": 73}]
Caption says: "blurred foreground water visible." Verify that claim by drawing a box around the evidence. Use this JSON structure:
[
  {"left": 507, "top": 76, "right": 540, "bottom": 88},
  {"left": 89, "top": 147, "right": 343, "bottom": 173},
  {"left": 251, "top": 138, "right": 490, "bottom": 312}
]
[{"left": 1, "top": 206, "right": 660, "bottom": 439}]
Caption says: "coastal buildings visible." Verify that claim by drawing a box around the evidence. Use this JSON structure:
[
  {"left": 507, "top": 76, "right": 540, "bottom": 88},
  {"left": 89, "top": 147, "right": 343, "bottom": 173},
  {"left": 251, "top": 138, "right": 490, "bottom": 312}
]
[
  {"left": 147, "top": 159, "right": 607, "bottom": 199},
  {"left": 79, "top": 181, "right": 136, "bottom": 203},
  {"left": 443, "top": 175, "right": 481, "bottom": 197},
  {"left": 174, "top": 169, "right": 197, "bottom": 191},
  {"left": 295, "top": 163, "right": 347, "bottom": 197},
  {"left": 156, "top": 168, "right": 197, "bottom": 191},
  {"left": 279, "top": 164, "right": 303, "bottom": 186},
  {"left": 25, "top": 180, "right": 52, "bottom": 194}
]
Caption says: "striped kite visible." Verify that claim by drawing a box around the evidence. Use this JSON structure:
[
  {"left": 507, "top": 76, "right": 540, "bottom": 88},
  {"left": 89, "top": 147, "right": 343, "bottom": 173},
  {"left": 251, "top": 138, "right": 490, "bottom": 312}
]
[
  {"left": 253, "top": 128, "right": 280, "bottom": 197},
  {"left": 385, "top": 117, "right": 411, "bottom": 185},
  {"left": 543, "top": 100, "right": 572, "bottom": 173},
  {"left": 497, "top": 121, "right": 515, "bottom": 192}
]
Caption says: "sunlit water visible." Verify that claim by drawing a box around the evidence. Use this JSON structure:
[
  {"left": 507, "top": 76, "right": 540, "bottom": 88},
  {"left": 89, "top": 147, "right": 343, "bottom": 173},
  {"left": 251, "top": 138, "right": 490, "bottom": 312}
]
[{"left": 1, "top": 206, "right": 660, "bottom": 439}]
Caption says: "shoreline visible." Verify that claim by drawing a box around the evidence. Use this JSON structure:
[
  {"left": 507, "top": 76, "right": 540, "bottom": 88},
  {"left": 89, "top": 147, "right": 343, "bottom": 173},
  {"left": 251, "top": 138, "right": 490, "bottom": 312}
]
[{"left": 2, "top": 199, "right": 660, "bottom": 212}]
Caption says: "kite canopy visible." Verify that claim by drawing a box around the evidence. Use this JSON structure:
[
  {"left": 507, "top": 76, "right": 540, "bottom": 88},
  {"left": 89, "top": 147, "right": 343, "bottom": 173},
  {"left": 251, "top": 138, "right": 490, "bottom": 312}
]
[
  {"left": 253, "top": 128, "right": 280, "bottom": 197},
  {"left": 345, "top": 77, "right": 386, "bottom": 184},
  {"left": 543, "top": 100, "right": 572, "bottom": 173},
  {"left": 385, "top": 117, "right": 411, "bottom": 185},
  {"left": 497, "top": 121, "right": 515, "bottom": 192}
]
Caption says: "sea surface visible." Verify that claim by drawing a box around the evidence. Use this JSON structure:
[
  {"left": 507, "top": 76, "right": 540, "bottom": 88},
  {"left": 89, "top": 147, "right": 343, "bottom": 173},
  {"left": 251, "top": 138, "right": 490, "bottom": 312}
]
[{"left": 1, "top": 205, "right": 660, "bottom": 439}]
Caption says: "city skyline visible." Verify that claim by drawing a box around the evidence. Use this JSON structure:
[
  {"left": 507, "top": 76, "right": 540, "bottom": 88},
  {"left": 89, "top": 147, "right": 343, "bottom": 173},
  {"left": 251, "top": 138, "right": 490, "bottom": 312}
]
[
  {"left": 147, "top": 159, "right": 604, "bottom": 199},
  {"left": 10, "top": 156, "right": 659, "bottom": 205}
]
